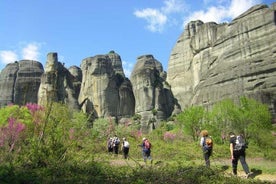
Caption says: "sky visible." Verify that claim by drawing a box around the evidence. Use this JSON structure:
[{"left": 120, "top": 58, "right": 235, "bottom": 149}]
[{"left": 0, "top": 0, "right": 275, "bottom": 77}]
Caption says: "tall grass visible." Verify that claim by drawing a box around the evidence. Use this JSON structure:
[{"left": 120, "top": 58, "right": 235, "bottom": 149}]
[{"left": 0, "top": 103, "right": 275, "bottom": 183}]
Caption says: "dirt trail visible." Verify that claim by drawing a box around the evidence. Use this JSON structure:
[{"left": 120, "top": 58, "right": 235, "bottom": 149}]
[{"left": 109, "top": 158, "right": 276, "bottom": 183}]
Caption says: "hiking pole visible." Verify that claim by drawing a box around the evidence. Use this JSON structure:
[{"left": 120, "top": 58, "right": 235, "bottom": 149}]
[{"left": 128, "top": 155, "right": 143, "bottom": 168}]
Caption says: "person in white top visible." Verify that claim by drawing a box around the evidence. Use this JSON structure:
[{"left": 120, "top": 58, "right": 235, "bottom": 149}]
[{"left": 121, "top": 137, "right": 130, "bottom": 159}]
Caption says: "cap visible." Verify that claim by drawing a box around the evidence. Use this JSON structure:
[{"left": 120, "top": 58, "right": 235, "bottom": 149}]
[{"left": 143, "top": 137, "right": 146, "bottom": 141}]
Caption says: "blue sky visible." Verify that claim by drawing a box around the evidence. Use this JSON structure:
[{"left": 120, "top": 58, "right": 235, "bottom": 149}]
[{"left": 0, "top": 0, "right": 274, "bottom": 77}]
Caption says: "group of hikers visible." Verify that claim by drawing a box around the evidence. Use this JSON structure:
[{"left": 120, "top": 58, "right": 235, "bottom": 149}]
[
  {"left": 200, "top": 130, "right": 253, "bottom": 178},
  {"left": 107, "top": 130, "right": 253, "bottom": 178},
  {"left": 107, "top": 135, "right": 153, "bottom": 163}
]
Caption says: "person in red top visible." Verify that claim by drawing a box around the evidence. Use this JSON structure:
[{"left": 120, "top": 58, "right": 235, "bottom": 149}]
[{"left": 141, "top": 137, "right": 153, "bottom": 164}]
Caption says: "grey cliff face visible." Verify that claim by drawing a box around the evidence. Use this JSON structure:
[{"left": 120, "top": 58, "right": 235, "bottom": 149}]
[
  {"left": 108, "top": 50, "right": 125, "bottom": 77},
  {"left": 78, "top": 53, "right": 135, "bottom": 119},
  {"left": 1, "top": 3, "right": 275, "bottom": 130},
  {"left": 130, "top": 55, "right": 177, "bottom": 131},
  {"left": 68, "top": 65, "right": 82, "bottom": 104},
  {"left": 38, "top": 53, "right": 80, "bottom": 109},
  {"left": 167, "top": 3, "right": 276, "bottom": 118},
  {"left": 0, "top": 60, "right": 44, "bottom": 107}
]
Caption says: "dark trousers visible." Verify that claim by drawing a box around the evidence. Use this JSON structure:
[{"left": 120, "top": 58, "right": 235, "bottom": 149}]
[
  {"left": 114, "top": 145, "right": 119, "bottom": 154},
  {"left": 123, "top": 147, "right": 129, "bottom": 159},
  {"left": 203, "top": 149, "right": 212, "bottom": 167},
  {"left": 232, "top": 150, "right": 250, "bottom": 175},
  {"left": 143, "top": 149, "right": 152, "bottom": 162}
]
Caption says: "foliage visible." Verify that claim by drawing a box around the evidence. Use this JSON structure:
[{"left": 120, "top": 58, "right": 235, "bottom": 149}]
[
  {"left": 0, "top": 104, "right": 33, "bottom": 126},
  {"left": 0, "top": 102, "right": 89, "bottom": 169},
  {"left": 176, "top": 106, "right": 206, "bottom": 141},
  {"left": 0, "top": 98, "right": 275, "bottom": 183},
  {"left": 238, "top": 97, "right": 272, "bottom": 147}
]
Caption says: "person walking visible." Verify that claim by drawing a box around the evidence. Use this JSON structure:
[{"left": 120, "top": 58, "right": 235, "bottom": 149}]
[
  {"left": 200, "top": 130, "right": 213, "bottom": 167},
  {"left": 113, "top": 135, "right": 120, "bottom": 156},
  {"left": 229, "top": 132, "right": 253, "bottom": 178},
  {"left": 141, "top": 137, "right": 153, "bottom": 164},
  {"left": 121, "top": 137, "right": 130, "bottom": 159},
  {"left": 107, "top": 137, "right": 113, "bottom": 154}
]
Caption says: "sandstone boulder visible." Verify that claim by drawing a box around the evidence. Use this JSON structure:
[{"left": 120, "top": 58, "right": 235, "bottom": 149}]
[
  {"left": 78, "top": 53, "right": 135, "bottom": 119},
  {"left": 108, "top": 50, "right": 125, "bottom": 77},
  {"left": 167, "top": 3, "right": 276, "bottom": 118},
  {"left": 131, "top": 55, "right": 177, "bottom": 132},
  {"left": 0, "top": 60, "right": 44, "bottom": 107},
  {"left": 38, "top": 53, "right": 80, "bottom": 109}
]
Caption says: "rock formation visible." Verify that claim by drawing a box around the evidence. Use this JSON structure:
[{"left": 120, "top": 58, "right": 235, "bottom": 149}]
[
  {"left": 130, "top": 55, "right": 178, "bottom": 132},
  {"left": 167, "top": 3, "right": 276, "bottom": 118},
  {"left": 68, "top": 65, "right": 82, "bottom": 104},
  {"left": 0, "top": 60, "right": 44, "bottom": 107},
  {"left": 0, "top": 3, "right": 275, "bottom": 128},
  {"left": 38, "top": 53, "right": 80, "bottom": 109},
  {"left": 78, "top": 52, "right": 135, "bottom": 119},
  {"left": 108, "top": 50, "right": 125, "bottom": 77}
]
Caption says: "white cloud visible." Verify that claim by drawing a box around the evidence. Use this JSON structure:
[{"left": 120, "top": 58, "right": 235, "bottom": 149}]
[
  {"left": 0, "top": 42, "right": 42, "bottom": 65},
  {"left": 183, "top": 6, "right": 228, "bottom": 26},
  {"left": 0, "top": 50, "right": 18, "bottom": 64},
  {"left": 22, "top": 43, "right": 40, "bottom": 61},
  {"left": 182, "top": 0, "right": 262, "bottom": 27},
  {"left": 135, "top": 0, "right": 263, "bottom": 32},
  {"left": 134, "top": 0, "right": 186, "bottom": 33},
  {"left": 134, "top": 8, "right": 167, "bottom": 32},
  {"left": 228, "top": 0, "right": 262, "bottom": 18}
]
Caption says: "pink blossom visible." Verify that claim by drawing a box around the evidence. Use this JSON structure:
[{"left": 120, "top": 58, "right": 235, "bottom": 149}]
[
  {"left": 25, "top": 103, "right": 44, "bottom": 114},
  {"left": 0, "top": 117, "right": 26, "bottom": 151},
  {"left": 164, "top": 131, "right": 176, "bottom": 142}
]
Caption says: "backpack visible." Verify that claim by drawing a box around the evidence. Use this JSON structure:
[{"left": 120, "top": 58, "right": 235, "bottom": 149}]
[
  {"left": 204, "top": 136, "right": 213, "bottom": 150},
  {"left": 114, "top": 138, "right": 120, "bottom": 145},
  {"left": 108, "top": 139, "right": 113, "bottom": 148},
  {"left": 144, "top": 140, "right": 151, "bottom": 149},
  {"left": 234, "top": 135, "right": 246, "bottom": 151},
  {"left": 124, "top": 141, "right": 130, "bottom": 148}
]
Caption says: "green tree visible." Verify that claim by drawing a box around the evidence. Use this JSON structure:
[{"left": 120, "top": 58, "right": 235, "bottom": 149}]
[
  {"left": 208, "top": 99, "right": 241, "bottom": 143},
  {"left": 176, "top": 106, "right": 206, "bottom": 141},
  {"left": 238, "top": 97, "right": 272, "bottom": 147}
]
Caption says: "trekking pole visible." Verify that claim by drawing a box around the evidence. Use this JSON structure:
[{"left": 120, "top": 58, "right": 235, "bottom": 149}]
[{"left": 128, "top": 155, "right": 143, "bottom": 168}]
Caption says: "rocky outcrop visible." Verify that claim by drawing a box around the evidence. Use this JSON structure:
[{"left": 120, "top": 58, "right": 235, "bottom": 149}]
[
  {"left": 108, "top": 50, "right": 125, "bottom": 77},
  {"left": 38, "top": 53, "right": 80, "bottom": 109},
  {"left": 130, "top": 55, "right": 178, "bottom": 132},
  {"left": 78, "top": 52, "right": 135, "bottom": 119},
  {"left": 0, "top": 60, "right": 44, "bottom": 107},
  {"left": 167, "top": 3, "right": 276, "bottom": 118},
  {"left": 68, "top": 65, "right": 82, "bottom": 104},
  {"left": 1, "top": 3, "right": 275, "bottom": 128}
]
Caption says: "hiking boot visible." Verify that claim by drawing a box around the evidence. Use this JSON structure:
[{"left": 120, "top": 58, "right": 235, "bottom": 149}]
[{"left": 246, "top": 172, "right": 253, "bottom": 178}]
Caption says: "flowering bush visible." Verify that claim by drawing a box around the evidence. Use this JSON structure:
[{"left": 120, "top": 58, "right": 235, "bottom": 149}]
[
  {"left": 0, "top": 117, "right": 25, "bottom": 152},
  {"left": 163, "top": 131, "right": 176, "bottom": 142}
]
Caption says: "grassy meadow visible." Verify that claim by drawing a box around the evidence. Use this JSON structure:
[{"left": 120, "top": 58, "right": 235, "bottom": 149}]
[{"left": 0, "top": 99, "right": 275, "bottom": 183}]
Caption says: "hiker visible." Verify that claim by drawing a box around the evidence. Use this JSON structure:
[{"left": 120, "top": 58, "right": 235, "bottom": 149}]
[
  {"left": 121, "top": 137, "right": 130, "bottom": 159},
  {"left": 200, "top": 130, "right": 213, "bottom": 167},
  {"left": 107, "top": 137, "right": 113, "bottom": 154},
  {"left": 229, "top": 132, "right": 253, "bottom": 178},
  {"left": 141, "top": 137, "right": 153, "bottom": 164},
  {"left": 113, "top": 135, "right": 120, "bottom": 155}
]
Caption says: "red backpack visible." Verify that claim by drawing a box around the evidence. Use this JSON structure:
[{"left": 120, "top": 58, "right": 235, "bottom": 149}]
[{"left": 144, "top": 139, "right": 151, "bottom": 149}]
